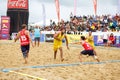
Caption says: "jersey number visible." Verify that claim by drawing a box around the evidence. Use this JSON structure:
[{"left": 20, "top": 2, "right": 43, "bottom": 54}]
[
  {"left": 21, "top": 36, "right": 27, "bottom": 41},
  {"left": 86, "top": 44, "right": 90, "bottom": 48}
]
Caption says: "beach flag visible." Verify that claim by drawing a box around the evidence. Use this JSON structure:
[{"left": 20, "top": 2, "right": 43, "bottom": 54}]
[
  {"left": 93, "top": 0, "right": 97, "bottom": 15},
  {"left": 0, "top": 17, "right": 1, "bottom": 31},
  {"left": 55, "top": 0, "right": 60, "bottom": 22},
  {"left": 42, "top": 4, "right": 46, "bottom": 27},
  {"left": 74, "top": 0, "right": 77, "bottom": 16}
]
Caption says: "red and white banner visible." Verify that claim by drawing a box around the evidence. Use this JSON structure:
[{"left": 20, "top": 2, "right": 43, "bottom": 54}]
[
  {"left": 93, "top": 0, "right": 97, "bottom": 15},
  {"left": 55, "top": 0, "right": 60, "bottom": 22},
  {"left": 7, "top": 0, "right": 28, "bottom": 9},
  {"left": 0, "top": 17, "right": 1, "bottom": 39},
  {"left": 1, "top": 16, "right": 10, "bottom": 40},
  {"left": 0, "top": 17, "right": 1, "bottom": 31}
]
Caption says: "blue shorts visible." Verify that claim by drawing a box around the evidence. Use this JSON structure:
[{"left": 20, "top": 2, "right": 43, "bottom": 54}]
[
  {"left": 21, "top": 44, "right": 30, "bottom": 58},
  {"left": 34, "top": 37, "right": 40, "bottom": 42},
  {"left": 81, "top": 50, "right": 94, "bottom": 56}
]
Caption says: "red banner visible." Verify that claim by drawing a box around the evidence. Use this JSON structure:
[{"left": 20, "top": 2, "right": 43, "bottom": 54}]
[
  {"left": 55, "top": 0, "right": 60, "bottom": 22},
  {"left": 7, "top": 0, "right": 28, "bottom": 9},
  {"left": 1, "top": 16, "right": 10, "bottom": 40},
  {"left": 0, "top": 18, "right": 1, "bottom": 39},
  {"left": 93, "top": 0, "right": 97, "bottom": 15},
  {"left": 0, "top": 17, "right": 1, "bottom": 31}
]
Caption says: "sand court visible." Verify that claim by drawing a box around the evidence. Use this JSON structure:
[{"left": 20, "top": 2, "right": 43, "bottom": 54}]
[{"left": 0, "top": 40, "right": 120, "bottom": 80}]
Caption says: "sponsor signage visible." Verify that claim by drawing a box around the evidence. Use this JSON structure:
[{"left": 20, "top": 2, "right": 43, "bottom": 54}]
[
  {"left": 7, "top": 0, "right": 28, "bottom": 9},
  {"left": 1, "top": 16, "right": 10, "bottom": 39}
]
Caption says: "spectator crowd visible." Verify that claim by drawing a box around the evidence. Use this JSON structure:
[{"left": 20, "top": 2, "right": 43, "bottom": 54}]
[{"left": 29, "top": 13, "right": 120, "bottom": 33}]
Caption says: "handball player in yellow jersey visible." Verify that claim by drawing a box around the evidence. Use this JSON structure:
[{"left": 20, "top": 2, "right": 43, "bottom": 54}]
[
  {"left": 86, "top": 31, "right": 97, "bottom": 56},
  {"left": 53, "top": 27, "right": 69, "bottom": 61}
]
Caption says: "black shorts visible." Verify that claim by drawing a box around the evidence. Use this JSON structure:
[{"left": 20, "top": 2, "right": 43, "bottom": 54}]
[
  {"left": 103, "top": 39, "right": 108, "bottom": 43},
  {"left": 34, "top": 37, "right": 40, "bottom": 41},
  {"left": 21, "top": 44, "right": 30, "bottom": 58},
  {"left": 81, "top": 50, "right": 94, "bottom": 56}
]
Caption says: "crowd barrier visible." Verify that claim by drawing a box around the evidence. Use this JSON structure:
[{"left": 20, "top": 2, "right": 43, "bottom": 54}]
[
  {"left": 11, "top": 31, "right": 120, "bottom": 47},
  {"left": 42, "top": 31, "right": 120, "bottom": 47},
  {"left": 66, "top": 32, "right": 120, "bottom": 47}
]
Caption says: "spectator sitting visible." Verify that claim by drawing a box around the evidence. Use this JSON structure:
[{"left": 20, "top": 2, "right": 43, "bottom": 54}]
[{"left": 108, "top": 33, "right": 115, "bottom": 47}]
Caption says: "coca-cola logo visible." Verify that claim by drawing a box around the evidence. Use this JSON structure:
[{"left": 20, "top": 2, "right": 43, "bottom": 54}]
[{"left": 8, "top": 0, "right": 28, "bottom": 9}]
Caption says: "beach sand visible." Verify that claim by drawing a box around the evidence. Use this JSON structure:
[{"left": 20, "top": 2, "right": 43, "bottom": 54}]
[{"left": 0, "top": 40, "right": 120, "bottom": 80}]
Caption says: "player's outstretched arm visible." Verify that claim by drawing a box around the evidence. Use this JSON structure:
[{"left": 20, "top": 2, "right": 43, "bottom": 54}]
[{"left": 72, "top": 41, "right": 82, "bottom": 45}]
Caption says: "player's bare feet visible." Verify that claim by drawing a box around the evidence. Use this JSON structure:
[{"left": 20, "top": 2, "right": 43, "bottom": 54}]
[
  {"left": 61, "top": 58, "right": 64, "bottom": 62},
  {"left": 24, "top": 60, "right": 28, "bottom": 64},
  {"left": 80, "top": 59, "right": 82, "bottom": 62}
]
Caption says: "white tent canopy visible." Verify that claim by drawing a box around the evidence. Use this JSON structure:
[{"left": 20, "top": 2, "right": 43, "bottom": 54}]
[{"left": 29, "top": 19, "right": 58, "bottom": 27}]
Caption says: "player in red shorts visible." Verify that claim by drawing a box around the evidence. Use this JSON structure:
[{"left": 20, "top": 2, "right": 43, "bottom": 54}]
[
  {"left": 74, "top": 36, "right": 100, "bottom": 62},
  {"left": 15, "top": 24, "right": 33, "bottom": 64}
]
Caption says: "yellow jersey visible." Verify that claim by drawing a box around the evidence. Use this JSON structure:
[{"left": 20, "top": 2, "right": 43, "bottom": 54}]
[
  {"left": 86, "top": 35, "right": 95, "bottom": 49},
  {"left": 53, "top": 33, "right": 65, "bottom": 51}
]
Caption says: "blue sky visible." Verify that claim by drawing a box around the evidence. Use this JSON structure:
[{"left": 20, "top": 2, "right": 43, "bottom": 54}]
[{"left": 0, "top": 0, "right": 119, "bottom": 23}]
